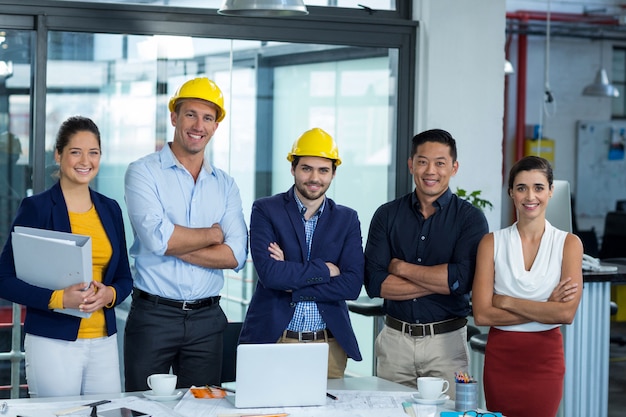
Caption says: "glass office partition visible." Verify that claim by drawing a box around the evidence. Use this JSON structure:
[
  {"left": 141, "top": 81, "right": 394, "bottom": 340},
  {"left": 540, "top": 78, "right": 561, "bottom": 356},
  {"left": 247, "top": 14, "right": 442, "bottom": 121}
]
[
  {"left": 0, "top": 27, "right": 32, "bottom": 399},
  {"left": 52, "top": 0, "right": 398, "bottom": 11},
  {"left": 40, "top": 32, "right": 397, "bottom": 377},
  {"left": 0, "top": 0, "right": 416, "bottom": 393}
]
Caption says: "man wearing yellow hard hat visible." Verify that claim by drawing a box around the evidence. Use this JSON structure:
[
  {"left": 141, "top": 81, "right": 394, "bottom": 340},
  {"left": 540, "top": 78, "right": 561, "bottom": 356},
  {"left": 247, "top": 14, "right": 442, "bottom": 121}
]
[
  {"left": 239, "top": 128, "right": 363, "bottom": 378},
  {"left": 123, "top": 77, "right": 248, "bottom": 391}
]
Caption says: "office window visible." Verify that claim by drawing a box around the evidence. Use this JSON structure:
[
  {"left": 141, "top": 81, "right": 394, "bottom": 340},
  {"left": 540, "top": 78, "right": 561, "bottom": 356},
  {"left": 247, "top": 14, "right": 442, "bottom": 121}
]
[
  {"left": 39, "top": 34, "right": 396, "bottom": 379},
  {"left": 0, "top": 1, "right": 415, "bottom": 395},
  {"left": 0, "top": 27, "right": 32, "bottom": 399},
  {"left": 52, "top": 0, "right": 398, "bottom": 11}
]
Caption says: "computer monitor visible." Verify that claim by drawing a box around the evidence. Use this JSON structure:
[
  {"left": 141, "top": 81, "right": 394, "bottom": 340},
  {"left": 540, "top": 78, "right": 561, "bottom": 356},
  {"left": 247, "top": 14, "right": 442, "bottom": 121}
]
[{"left": 545, "top": 180, "right": 573, "bottom": 233}]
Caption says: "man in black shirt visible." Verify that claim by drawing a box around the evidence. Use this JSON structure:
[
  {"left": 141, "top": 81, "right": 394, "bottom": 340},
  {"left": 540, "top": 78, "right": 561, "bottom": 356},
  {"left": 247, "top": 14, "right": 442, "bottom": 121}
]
[{"left": 364, "top": 129, "right": 488, "bottom": 398}]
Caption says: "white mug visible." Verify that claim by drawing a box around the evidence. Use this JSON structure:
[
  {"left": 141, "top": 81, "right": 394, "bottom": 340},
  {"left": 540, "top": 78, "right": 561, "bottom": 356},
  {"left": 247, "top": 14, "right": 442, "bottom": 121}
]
[
  {"left": 417, "top": 376, "right": 450, "bottom": 400},
  {"left": 147, "top": 373, "right": 177, "bottom": 396}
]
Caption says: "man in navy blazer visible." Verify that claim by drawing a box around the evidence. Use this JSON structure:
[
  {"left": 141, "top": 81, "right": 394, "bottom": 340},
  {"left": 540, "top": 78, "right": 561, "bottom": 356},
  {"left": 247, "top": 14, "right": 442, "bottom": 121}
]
[{"left": 239, "top": 128, "right": 363, "bottom": 378}]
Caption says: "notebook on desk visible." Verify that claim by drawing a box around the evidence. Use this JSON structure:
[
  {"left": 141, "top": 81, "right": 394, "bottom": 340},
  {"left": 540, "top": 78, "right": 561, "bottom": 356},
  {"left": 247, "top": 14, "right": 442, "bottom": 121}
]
[{"left": 228, "top": 342, "right": 329, "bottom": 408}]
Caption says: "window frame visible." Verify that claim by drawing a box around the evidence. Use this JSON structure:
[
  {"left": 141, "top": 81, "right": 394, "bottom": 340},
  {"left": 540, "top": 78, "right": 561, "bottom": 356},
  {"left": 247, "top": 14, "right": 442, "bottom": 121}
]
[{"left": 0, "top": 0, "right": 417, "bottom": 196}]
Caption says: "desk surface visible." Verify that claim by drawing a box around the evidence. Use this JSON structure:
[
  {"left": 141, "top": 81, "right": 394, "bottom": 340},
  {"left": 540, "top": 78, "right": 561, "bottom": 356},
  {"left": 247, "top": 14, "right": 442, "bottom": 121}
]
[
  {"left": 582, "top": 262, "right": 626, "bottom": 283},
  {"left": 2, "top": 377, "right": 453, "bottom": 417}
]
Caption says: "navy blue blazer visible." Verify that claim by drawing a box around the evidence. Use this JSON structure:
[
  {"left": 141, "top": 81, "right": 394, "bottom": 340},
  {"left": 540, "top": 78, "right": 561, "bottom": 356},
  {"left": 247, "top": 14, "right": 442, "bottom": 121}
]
[
  {"left": 239, "top": 186, "right": 364, "bottom": 361},
  {"left": 0, "top": 182, "right": 133, "bottom": 341}
]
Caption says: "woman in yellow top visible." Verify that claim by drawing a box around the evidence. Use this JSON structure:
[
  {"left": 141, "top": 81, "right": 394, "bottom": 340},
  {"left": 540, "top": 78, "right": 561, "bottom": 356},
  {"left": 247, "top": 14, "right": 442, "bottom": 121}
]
[{"left": 0, "top": 116, "right": 133, "bottom": 397}]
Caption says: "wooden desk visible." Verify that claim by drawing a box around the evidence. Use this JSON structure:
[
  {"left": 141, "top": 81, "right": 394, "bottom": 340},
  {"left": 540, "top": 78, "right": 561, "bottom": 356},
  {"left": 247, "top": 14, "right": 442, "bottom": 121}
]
[{"left": 561, "top": 263, "right": 626, "bottom": 417}]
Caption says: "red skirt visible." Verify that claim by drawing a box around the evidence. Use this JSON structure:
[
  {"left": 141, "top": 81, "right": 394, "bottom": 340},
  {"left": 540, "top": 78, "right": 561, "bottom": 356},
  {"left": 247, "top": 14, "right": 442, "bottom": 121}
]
[{"left": 484, "top": 327, "right": 565, "bottom": 417}]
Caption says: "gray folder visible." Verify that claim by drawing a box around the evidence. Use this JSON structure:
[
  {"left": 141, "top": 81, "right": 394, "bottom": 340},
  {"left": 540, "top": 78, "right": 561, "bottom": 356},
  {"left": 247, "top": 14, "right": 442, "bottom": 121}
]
[{"left": 11, "top": 226, "right": 93, "bottom": 318}]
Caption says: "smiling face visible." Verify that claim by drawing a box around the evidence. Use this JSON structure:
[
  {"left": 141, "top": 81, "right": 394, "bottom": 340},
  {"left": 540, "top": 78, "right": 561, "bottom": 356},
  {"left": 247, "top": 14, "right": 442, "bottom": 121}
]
[
  {"left": 408, "top": 141, "right": 458, "bottom": 202},
  {"left": 291, "top": 156, "right": 335, "bottom": 204},
  {"left": 170, "top": 98, "right": 219, "bottom": 157},
  {"left": 55, "top": 130, "right": 101, "bottom": 187},
  {"left": 509, "top": 169, "right": 553, "bottom": 221}
]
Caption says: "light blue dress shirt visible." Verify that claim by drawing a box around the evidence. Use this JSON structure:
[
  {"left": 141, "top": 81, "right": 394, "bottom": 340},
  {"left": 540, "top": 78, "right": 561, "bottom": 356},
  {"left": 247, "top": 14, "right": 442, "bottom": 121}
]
[{"left": 124, "top": 143, "right": 248, "bottom": 300}]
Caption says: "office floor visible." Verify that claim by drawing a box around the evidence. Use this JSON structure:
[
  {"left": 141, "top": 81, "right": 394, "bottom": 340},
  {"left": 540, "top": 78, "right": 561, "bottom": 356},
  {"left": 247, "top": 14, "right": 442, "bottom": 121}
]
[{"left": 609, "top": 321, "right": 626, "bottom": 417}]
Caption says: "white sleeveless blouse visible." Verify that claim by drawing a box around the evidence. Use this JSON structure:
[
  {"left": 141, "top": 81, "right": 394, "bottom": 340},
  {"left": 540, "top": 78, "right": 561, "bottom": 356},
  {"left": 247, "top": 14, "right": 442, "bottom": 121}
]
[{"left": 493, "top": 220, "right": 567, "bottom": 332}]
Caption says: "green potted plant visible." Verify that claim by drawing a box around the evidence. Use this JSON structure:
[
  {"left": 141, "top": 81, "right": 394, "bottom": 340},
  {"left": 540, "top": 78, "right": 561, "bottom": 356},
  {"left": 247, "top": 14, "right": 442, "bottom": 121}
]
[{"left": 455, "top": 188, "right": 493, "bottom": 212}]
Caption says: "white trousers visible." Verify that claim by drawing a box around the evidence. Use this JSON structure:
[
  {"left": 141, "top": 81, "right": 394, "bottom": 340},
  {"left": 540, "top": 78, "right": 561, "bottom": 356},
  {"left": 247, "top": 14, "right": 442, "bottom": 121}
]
[{"left": 25, "top": 333, "right": 121, "bottom": 398}]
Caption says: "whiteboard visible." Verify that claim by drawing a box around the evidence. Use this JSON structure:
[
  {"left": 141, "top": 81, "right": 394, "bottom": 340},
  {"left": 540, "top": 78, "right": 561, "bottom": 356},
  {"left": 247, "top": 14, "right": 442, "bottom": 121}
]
[{"left": 575, "top": 120, "right": 626, "bottom": 217}]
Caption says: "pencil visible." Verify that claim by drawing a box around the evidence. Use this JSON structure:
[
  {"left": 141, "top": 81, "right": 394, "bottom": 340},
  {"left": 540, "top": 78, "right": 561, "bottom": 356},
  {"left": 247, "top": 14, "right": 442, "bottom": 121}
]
[
  {"left": 402, "top": 401, "right": 417, "bottom": 417},
  {"left": 208, "top": 384, "right": 236, "bottom": 393},
  {"left": 326, "top": 392, "right": 338, "bottom": 400}
]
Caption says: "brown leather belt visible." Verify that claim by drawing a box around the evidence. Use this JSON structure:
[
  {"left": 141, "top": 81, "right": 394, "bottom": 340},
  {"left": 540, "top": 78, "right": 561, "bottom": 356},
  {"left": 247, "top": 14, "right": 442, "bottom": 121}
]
[
  {"left": 284, "top": 329, "right": 333, "bottom": 341},
  {"left": 135, "top": 288, "right": 220, "bottom": 310},
  {"left": 385, "top": 315, "right": 467, "bottom": 337}
]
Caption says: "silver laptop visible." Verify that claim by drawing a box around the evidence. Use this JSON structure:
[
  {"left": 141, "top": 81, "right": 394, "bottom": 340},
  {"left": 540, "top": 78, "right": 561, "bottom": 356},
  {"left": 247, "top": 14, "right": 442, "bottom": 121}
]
[{"left": 230, "top": 343, "right": 329, "bottom": 408}]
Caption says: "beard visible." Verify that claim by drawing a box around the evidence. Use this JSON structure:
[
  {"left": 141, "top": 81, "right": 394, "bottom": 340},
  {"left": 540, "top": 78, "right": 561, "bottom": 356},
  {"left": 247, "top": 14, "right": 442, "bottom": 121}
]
[{"left": 295, "top": 180, "right": 329, "bottom": 202}]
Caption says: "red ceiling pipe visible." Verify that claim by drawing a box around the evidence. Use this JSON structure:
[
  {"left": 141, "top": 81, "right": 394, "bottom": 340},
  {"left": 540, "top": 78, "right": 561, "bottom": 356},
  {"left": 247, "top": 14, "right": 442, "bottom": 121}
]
[
  {"left": 503, "top": 33, "right": 512, "bottom": 183},
  {"left": 506, "top": 10, "right": 618, "bottom": 25},
  {"left": 514, "top": 15, "right": 528, "bottom": 163}
]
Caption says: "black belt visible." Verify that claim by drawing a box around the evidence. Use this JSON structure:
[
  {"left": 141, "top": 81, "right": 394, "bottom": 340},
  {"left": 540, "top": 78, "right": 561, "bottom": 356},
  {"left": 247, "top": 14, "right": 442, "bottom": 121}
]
[
  {"left": 385, "top": 315, "right": 467, "bottom": 337},
  {"left": 135, "top": 288, "right": 220, "bottom": 311},
  {"left": 284, "top": 329, "right": 333, "bottom": 341}
]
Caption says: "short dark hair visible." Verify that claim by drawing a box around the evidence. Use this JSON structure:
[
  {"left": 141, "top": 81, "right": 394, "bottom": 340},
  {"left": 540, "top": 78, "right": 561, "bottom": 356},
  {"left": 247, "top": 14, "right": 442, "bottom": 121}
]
[
  {"left": 55, "top": 116, "right": 101, "bottom": 154},
  {"left": 508, "top": 155, "right": 553, "bottom": 191},
  {"left": 410, "top": 128, "right": 457, "bottom": 162},
  {"left": 290, "top": 155, "right": 337, "bottom": 173}
]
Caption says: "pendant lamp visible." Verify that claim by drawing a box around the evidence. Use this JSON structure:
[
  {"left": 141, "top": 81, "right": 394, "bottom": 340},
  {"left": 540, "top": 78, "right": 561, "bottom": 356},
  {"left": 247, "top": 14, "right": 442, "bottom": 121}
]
[
  {"left": 505, "top": 59, "right": 514, "bottom": 75},
  {"left": 582, "top": 67, "right": 620, "bottom": 98},
  {"left": 218, "top": 0, "right": 309, "bottom": 16}
]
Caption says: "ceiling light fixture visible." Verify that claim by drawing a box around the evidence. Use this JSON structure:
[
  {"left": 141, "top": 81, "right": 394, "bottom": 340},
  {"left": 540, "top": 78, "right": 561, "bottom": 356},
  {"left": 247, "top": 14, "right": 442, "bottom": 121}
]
[
  {"left": 218, "top": 0, "right": 309, "bottom": 17},
  {"left": 505, "top": 59, "right": 514, "bottom": 75},
  {"left": 583, "top": 67, "right": 620, "bottom": 97},
  {"left": 583, "top": 40, "right": 619, "bottom": 98}
]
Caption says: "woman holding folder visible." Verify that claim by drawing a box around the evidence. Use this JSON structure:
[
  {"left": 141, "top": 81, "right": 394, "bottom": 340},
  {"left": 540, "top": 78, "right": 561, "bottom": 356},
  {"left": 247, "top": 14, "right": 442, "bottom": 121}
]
[{"left": 0, "top": 116, "right": 133, "bottom": 397}]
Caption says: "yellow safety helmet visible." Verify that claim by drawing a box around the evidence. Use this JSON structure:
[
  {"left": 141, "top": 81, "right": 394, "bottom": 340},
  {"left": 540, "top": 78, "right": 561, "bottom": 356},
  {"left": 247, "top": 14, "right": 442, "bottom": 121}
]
[
  {"left": 286, "top": 128, "right": 342, "bottom": 166},
  {"left": 168, "top": 77, "right": 226, "bottom": 122}
]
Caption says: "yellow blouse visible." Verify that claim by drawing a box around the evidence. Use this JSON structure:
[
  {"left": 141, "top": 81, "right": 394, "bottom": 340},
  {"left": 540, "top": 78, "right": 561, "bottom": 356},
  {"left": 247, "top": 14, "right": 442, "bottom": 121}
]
[{"left": 48, "top": 205, "right": 116, "bottom": 338}]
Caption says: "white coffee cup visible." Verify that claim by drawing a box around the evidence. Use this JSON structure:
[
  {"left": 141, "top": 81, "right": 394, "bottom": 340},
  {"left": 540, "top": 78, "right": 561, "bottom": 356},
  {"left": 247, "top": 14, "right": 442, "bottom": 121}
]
[
  {"left": 147, "top": 373, "right": 177, "bottom": 396},
  {"left": 417, "top": 376, "right": 450, "bottom": 400}
]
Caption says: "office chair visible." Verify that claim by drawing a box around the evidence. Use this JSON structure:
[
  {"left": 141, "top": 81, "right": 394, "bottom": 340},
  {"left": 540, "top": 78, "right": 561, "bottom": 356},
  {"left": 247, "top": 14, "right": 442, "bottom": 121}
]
[
  {"left": 610, "top": 301, "right": 626, "bottom": 347},
  {"left": 220, "top": 321, "right": 243, "bottom": 383},
  {"left": 599, "top": 212, "right": 626, "bottom": 259},
  {"left": 571, "top": 194, "right": 600, "bottom": 257}
]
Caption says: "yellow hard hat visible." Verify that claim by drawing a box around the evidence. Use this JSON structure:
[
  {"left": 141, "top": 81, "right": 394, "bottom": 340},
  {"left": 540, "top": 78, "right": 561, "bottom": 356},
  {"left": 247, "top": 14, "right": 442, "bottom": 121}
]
[
  {"left": 286, "top": 128, "right": 341, "bottom": 166},
  {"left": 168, "top": 77, "right": 226, "bottom": 122}
]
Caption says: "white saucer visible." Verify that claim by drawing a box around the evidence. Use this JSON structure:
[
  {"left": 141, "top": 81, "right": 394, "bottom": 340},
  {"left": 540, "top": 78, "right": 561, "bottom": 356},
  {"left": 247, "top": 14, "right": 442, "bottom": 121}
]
[
  {"left": 143, "top": 390, "right": 183, "bottom": 401},
  {"left": 411, "top": 392, "right": 450, "bottom": 405}
]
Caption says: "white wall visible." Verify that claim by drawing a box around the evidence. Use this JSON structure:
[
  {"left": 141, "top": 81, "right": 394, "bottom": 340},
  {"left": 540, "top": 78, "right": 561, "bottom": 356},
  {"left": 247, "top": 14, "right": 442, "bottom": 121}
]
[{"left": 413, "top": 0, "right": 507, "bottom": 231}]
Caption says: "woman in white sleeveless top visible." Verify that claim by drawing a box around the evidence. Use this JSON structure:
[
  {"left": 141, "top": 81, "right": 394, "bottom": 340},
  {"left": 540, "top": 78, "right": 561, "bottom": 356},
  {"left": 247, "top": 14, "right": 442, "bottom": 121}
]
[{"left": 472, "top": 156, "right": 583, "bottom": 417}]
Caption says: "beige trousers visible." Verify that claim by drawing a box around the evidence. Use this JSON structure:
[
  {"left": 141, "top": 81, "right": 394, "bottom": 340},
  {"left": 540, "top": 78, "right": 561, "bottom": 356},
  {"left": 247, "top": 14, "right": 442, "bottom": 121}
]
[
  {"left": 277, "top": 331, "right": 348, "bottom": 378},
  {"left": 375, "top": 323, "right": 469, "bottom": 399}
]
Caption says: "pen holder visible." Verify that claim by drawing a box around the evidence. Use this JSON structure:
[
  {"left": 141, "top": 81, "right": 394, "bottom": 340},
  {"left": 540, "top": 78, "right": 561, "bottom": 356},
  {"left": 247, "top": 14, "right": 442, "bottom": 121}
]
[{"left": 455, "top": 381, "right": 478, "bottom": 412}]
